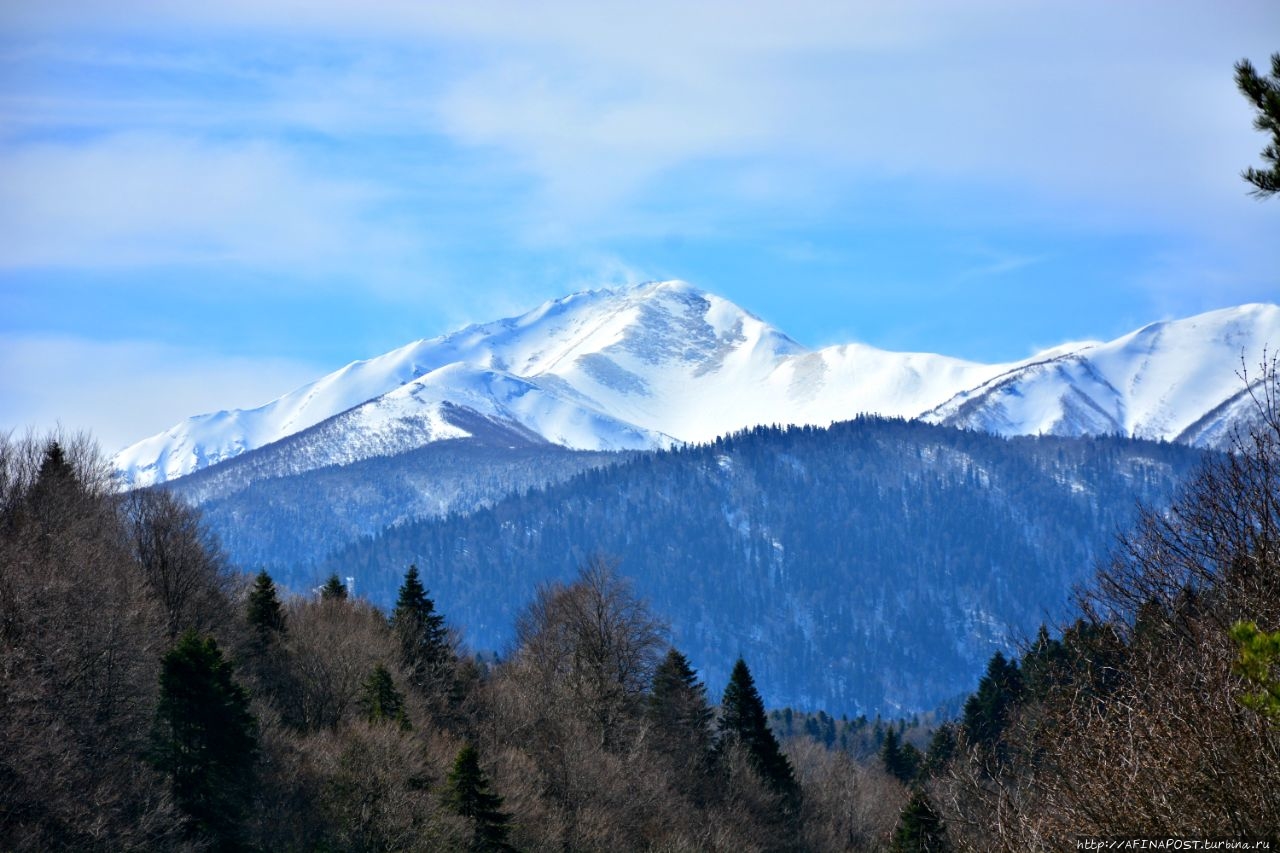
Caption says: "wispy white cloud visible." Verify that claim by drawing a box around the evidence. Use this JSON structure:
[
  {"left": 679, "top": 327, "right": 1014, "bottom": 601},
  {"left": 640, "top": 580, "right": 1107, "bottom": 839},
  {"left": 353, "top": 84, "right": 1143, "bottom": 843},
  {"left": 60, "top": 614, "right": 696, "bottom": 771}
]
[
  {"left": 0, "top": 134, "right": 420, "bottom": 275},
  {"left": 2, "top": 0, "right": 1276, "bottom": 375},
  {"left": 955, "top": 249, "right": 1047, "bottom": 283},
  {"left": 10, "top": 0, "right": 1278, "bottom": 238},
  {"left": 0, "top": 334, "right": 324, "bottom": 453}
]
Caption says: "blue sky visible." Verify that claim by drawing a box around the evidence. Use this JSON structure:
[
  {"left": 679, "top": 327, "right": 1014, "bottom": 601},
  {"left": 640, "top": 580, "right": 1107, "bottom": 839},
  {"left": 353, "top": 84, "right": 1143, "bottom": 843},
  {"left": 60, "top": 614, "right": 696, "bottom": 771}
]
[{"left": 2, "top": 1, "right": 1278, "bottom": 453}]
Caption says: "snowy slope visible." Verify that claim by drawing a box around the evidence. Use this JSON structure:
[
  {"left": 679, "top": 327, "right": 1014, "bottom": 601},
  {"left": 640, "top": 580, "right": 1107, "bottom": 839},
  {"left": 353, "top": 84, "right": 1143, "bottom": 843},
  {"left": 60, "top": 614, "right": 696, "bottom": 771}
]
[
  {"left": 923, "top": 304, "right": 1280, "bottom": 443},
  {"left": 114, "top": 282, "right": 1280, "bottom": 488}
]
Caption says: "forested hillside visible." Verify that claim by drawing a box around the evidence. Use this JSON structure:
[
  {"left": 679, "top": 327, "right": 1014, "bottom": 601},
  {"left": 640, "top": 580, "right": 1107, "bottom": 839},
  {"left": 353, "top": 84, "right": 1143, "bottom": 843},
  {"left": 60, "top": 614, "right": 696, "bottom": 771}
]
[
  {"left": 0, "top": 433, "right": 921, "bottom": 851},
  {"left": 318, "top": 418, "right": 1204, "bottom": 713},
  {"left": 175, "top": 436, "right": 630, "bottom": 570},
  {"left": 903, "top": 369, "right": 1280, "bottom": 847}
]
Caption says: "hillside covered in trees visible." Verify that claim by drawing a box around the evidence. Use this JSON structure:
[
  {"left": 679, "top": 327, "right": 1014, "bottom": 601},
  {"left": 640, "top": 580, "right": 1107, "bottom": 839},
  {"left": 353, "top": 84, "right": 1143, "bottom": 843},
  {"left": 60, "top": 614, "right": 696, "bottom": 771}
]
[
  {"left": 318, "top": 418, "right": 1204, "bottom": 713},
  {"left": 0, "top": 434, "right": 912, "bottom": 850}
]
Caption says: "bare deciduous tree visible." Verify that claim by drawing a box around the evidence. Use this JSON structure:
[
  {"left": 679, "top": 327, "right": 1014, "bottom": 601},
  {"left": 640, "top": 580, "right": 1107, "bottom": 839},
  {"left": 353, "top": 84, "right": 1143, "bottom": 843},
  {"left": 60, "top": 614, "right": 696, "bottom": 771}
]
[{"left": 124, "top": 488, "right": 233, "bottom": 639}]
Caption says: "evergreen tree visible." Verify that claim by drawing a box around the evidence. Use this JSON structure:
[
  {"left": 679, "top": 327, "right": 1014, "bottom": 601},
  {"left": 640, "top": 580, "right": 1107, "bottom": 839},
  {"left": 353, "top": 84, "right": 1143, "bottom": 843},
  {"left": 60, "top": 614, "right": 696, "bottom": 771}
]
[
  {"left": 962, "top": 651, "right": 1024, "bottom": 753},
  {"left": 1021, "top": 624, "right": 1069, "bottom": 700},
  {"left": 151, "top": 631, "right": 258, "bottom": 849},
  {"left": 24, "top": 440, "right": 83, "bottom": 527},
  {"left": 1231, "top": 621, "right": 1280, "bottom": 720},
  {"left": 390, "top": 564, "right": 451, "bottom": 689},
  {"left": 921, "top": 722, "right": 958, "bottom": 777},
  {"left": 442, "top": 743, "right": 513, "bottom": 852},
  {"left": 649, "top": 648, "right": 714, "bottom": 739},
  {"left": 1236, "top": 52, "right": 1280, "bottom": 197},
  {"left": 718, "top": 658, "right": 798, "bottom": 799},
  {"left": 246, "top": 569, "right": 286, "bottom": 635},
  {"left": 648, "top": 648, "right": 715, "bottom": 794},
  {"left": 35, "top": 440, "right": 73, "bottom": 488},
  {"left": 890, "top": 788, "right": 950, "bottom": 852},
  {"left": 320, "top": 573, "right": 347, "bottom": 600},
  {"left": 359, "top": 664, "right": 409, "bottom": 728},
  {"left": 881, "top": 727, "right": 921, "bottom": 783}
]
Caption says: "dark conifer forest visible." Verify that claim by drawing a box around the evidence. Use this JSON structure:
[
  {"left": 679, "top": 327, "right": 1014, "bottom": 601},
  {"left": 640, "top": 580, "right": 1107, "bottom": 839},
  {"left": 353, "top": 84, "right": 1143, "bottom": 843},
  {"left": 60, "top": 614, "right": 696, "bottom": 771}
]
[{"left": 315, "top": 418, "right": 1203, "bottom": 713}]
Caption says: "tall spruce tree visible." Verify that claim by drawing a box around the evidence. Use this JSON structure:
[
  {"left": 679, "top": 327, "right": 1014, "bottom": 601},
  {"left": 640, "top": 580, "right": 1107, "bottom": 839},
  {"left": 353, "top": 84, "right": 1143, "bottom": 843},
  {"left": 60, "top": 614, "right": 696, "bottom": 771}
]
[
  {"left": 881, "top": 727, "right": 921, "bottom": 784},
  {"left": 921, "top": 722, "right": 958, "bottom": 778},
  {"left": 649, "top": 648, "right": 714, "bottom": 742},
  {"left": 25, "top": 440, "right": 83, "bottom": 529},
  {"left": 246, "top": 569, "right": 286, "bottom": 635},
  {"left": 718, "top": 658, "right": 798, "bottom": 800},
  {"left": 961, "top": 651, "right": 1024, "bottom": 753},
  {"left": 442, "top": 743, "right": 513, "bottom": 852},
  {"left": 151, "top": 632, "right": 258, "bottom": 849},
  {"left": 648, "top": 648, "right": 715, "bottom": 795},
  {"left": 390, "top": 564, "right": 451, "bottom": 688}
]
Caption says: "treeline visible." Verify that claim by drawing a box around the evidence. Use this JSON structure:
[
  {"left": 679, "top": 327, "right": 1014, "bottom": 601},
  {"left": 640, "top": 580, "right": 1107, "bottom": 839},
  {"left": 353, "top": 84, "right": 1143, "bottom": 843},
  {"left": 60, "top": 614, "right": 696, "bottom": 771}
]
[{"left": 0, "top": 433, "right": 910, "bottom": 851}]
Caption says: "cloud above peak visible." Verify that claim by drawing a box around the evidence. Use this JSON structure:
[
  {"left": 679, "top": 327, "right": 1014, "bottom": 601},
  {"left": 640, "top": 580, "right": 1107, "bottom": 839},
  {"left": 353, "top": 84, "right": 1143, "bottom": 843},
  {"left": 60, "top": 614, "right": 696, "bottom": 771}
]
[{"left": 7, "top": 0, "right": 1277, "bottom": 244}]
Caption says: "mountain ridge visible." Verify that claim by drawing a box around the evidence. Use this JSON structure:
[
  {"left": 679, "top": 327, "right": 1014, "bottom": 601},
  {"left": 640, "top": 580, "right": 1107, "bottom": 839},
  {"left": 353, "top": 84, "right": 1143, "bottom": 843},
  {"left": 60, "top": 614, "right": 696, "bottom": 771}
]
[{"left": 114, "top": 282, "right": 1280, "bottom": 487}]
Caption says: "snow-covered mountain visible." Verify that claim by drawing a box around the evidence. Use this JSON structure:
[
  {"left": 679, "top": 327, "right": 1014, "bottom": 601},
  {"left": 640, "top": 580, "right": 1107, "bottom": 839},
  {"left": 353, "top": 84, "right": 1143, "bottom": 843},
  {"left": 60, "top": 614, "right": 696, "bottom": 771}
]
[
  {"left": 114, "top": 281, "right": 1280, "bottom": 488},
  {"left": 923, "top": 303, "right": 1280, "bottom": 441}
]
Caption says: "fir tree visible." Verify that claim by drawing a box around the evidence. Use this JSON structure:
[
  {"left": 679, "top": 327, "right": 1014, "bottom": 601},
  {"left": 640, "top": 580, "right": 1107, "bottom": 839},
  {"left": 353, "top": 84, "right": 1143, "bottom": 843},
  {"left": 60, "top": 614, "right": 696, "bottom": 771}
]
[
  {"left": 442, "top": 743, "right": 513, "bottom": 852},
  {"left": 1021, "top": 624, "right": 1069, "bottom": 700},
  {"left": 35, "top": 440, "right": 74, "bottom": 488},
  {"left": 320, "top": 573, "right": 347, "bottom": 600},
  {"left": 246, "top": 569, "right": 286, "bottom": 635},
  {"left": 1236, "top": 52, "right": 1280, "bottom": 198},
  {"left": 25, "top": 440, "right": 83, "bottom": 528},
  {"left": 921, "top": 722, "right": 958, "bottom": 778},
  {"left": 390, "top": 564, "right": 451, "bottom": 689},
  {"left": 718, "top": 658, "right": 798, "bottom": 800},
  {"left": 648, "top": 648, "right": 715, "bottom": 795},
  {"left": 359, "top": 664, "right": 409, "bottom": 729},
  {"left": 890, "top": 788, "right": 950, "bottom": 852},
  {"left": 962, "top": 651, "right": 1024, "bottom": 753},
  {"left": 151, "top": 632, "right": 258, "bottom": 849},
  {"left": 881, "top": 727, "right": 921, "bottom": 783}
]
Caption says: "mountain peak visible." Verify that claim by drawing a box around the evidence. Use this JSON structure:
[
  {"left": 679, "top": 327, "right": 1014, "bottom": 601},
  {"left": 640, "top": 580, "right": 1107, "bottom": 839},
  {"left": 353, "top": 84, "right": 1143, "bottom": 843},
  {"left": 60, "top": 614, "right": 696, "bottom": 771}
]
[{"left": 113, "top": 290, "right": 1280, "bottom": 488}]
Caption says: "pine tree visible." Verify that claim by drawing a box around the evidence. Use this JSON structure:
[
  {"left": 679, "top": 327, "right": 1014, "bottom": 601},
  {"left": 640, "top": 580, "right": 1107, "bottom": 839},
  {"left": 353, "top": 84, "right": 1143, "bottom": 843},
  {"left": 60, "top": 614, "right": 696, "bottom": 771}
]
[
  {"left": 390, "top": 564, "right": 451, "bottom": 690},
  {"left": 1231, "top": 621, "right": 1280, "bottom": 720},
  {"left": 246, "top": 569, "right": 286, "bottom": 635},
  {"left": 1236, "top": 52, "right": 1280, "bottom": 198},
  {"left": 890, "top": 788, "right": 950, "bottom": 852},
  {"left": 359, "top": 664, "right": 409, "bottom": 729},
  {"left": 442, "top": 743, "right": 513, "bottom": 852},
  {"left": 320, "top": 573, "right": 347, "bottom": 600},
  {"left": 718, "top": 658, "right": 798, "bottom": 800},
  {"left": 151, "top": 631, "right": 258, "bottom": 848}
]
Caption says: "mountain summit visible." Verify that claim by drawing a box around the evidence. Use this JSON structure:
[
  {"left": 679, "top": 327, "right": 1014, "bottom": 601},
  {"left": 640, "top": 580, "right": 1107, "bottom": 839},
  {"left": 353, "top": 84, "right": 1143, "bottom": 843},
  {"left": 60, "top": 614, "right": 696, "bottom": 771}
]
[{"left": 114, "top": 282, "right": 1280, "bottom": 487}]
